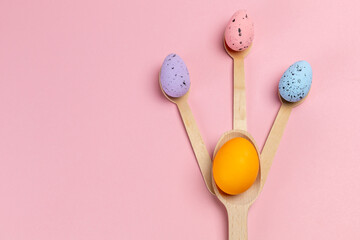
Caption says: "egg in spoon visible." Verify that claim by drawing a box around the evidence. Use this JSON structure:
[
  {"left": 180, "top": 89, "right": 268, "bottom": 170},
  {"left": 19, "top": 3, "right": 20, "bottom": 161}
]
[
  {"left": 223, "top": 10, "right": 255, "bottom": 130},
  {"left": 212, "top": 130, "right": 261, "bottom": 240},
  {"left": 159, "top": 53, "right": 214, "bottom": 194},
  {"left": 261, "top": 60, "right": 313, "bottom": 188}
]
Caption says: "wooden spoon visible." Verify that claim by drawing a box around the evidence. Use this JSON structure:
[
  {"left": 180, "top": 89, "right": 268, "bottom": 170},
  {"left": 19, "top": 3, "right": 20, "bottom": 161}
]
[
  {"left": 224, "top": 39, "right": 252, "bottom": 131},
  {"left": 260, "top": 91, "right": 310, "bottom": 189},
  {"left": 212, "top": 130, "right": 261, "bottom": 240},
  {"left": 159, "top": 76, "right": 214, "bottom": 195},
  {"left": 212, "top": 40, "right": 257, "bottom": 240}
]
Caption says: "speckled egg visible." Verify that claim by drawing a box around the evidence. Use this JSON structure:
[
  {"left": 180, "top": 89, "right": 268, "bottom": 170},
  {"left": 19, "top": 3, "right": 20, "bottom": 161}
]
[
  {"left": 160, "top": 53, "right": 190, "bottom": 98},
  {"left": 224, "top": 10, "right": 254, "bottom": 51},
  {"left": 278, "top": 60, "right": 312, "bottom": 102}
]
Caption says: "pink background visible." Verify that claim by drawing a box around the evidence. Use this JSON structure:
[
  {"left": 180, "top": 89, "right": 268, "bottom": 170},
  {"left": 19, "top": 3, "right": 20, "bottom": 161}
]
[{"left": 1, "top": 0, "right": 360, "bottom": 239}]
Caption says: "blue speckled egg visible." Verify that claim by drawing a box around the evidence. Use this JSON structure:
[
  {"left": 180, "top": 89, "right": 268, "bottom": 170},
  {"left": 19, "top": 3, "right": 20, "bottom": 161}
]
[
  {"left": 160, "top": 53, "right": 190, "bottom": 98},
  {"left": 279, "top": 60, "right": 312, "bottom": 102}
]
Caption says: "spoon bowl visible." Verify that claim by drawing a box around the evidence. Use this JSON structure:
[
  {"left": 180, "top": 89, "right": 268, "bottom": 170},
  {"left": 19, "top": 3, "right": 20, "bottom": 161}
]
[
  {"left": 278, "top": 90, "right": 309, "bottom": 108},
  {"left": 213, "top": 129, "right": 261, "bottom": 206},
  {"left": 159, "top": 73, "right": 189, "bottom": 104},
  {"left": 224, "top": 39, "right": 253, "bottom": 60}
]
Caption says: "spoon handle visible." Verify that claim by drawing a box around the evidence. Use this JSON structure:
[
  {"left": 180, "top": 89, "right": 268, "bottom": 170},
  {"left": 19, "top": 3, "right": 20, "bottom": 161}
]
[
  {"left": 233, "top": 58, "right": 247, "bottom": 131},
  {"left": 176, "top": 100, "right": 214, "bottom": 195},
  {"left": 226, "top": 205, "right": 249, "bottom": 240},
  {"left": 260, "top": 103, "right": 292, "bottom": 188}
]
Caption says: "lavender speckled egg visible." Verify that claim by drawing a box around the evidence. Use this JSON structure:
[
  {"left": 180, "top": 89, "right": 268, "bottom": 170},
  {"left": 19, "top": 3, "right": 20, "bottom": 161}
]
[
  {"left": 279, "top": 60, "right": 313, "bottom": 103},
  {"left": 160, "top": 53, "right": 190, "bottom": 98},
  {"left": 224, "top": 10, "right": 254, "bottom": 51}
]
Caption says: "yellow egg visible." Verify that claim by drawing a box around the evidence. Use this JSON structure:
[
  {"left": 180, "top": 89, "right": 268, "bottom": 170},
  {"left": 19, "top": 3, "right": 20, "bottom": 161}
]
[{"left": 213, "top": 137, "right": 259, "bottom": 195}]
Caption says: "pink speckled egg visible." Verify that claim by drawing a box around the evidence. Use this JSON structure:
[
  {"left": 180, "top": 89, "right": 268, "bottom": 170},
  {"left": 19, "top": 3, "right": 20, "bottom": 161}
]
[{"left": 224, "top": 10, "right": 254, "bottom": 51}]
